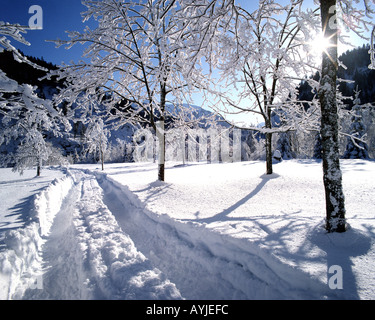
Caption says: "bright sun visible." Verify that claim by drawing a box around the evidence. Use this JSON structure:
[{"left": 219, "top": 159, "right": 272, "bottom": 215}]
[{"left": 310, "top": 34, "right": 332, "bottom": 56}]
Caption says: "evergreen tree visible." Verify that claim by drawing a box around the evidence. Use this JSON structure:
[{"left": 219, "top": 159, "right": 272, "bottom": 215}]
[
  {"left": 276, "top": 132, "right": 295, "bottom": 160},
  {"left": 343, "top": 90, "right": 369, "bottom": 159},
  {"left": 84, "top": 118, "right": 110, "bottom": 171},
  {"left": 313, "top": 131, "right": 323, "bottom": 159}
]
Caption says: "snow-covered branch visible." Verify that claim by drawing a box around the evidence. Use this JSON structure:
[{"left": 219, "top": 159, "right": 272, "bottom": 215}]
[
  {"left": 1, "top": 22, "right": 69, "bottom": 175},
  {"left": 181, "top": 0, "right": 321, "bottom": 173},
  {"left": 0, "top": 22, "right": 48, "bottom": 71}
]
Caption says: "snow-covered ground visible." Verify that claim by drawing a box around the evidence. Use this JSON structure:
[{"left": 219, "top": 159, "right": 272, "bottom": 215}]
[
  {"left": 0, "top": 160, "right": 374, "bottom": 300},
  {"left": 0, "top": 168, "right": 65, "bottom": 239}
]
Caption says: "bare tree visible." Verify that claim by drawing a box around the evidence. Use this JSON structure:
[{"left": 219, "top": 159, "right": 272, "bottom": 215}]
[
  {"left": 51, "top": 0, "right": 203, "bottom": 181},
  {"left": 85, "top": 118, "right": 110, "bottom": 171},
  {"left": 0, "top": 22, "right": 47, "bottom": 70},
  {"left": 184, "top": 0, "right": 321, "bottom": 174},
  {"left": 319, "top": 0, "right": 374, "bottom": 232},
  {"left": 0, "top": 22, "right": 67, "bottom": 176},
  {"left": 181, "top": 0, "right": 375, "bottom": 233},
  {"left": 319, "top": 0, "right": 346, "bottom": 233},
  {"left": 229, "top": 1, "right": 320, "bottom": 174}
]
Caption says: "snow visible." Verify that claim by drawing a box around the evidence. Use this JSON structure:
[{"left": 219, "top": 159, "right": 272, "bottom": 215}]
[
  {"left": 0, "top": 167, "right": 68, "bottom": 299},
  {"left": 0, "top": 70, "right": 18, "bottom": 93},
  {"left": 0, "top": 168, "right": 65, "bottom": 240},
  {"left": 1, "top": 160, "right": 375, "bottom": 300}
]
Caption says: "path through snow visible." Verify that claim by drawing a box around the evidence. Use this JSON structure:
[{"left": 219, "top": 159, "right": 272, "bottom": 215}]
[
  {"left": 17, "top": 168, "right": 338, "bottom": 300},
  {"left": 2, "top": 162, "right": 371, "bottom": 300},
  {"left": 23, "top": 170, "right": 181, "bottom": 300},
  {"left": 95, "top": 171, "right": 340, "bottom": 300},
  {"left": 97, "top": 173, "right": 276, "bottom": 299}
]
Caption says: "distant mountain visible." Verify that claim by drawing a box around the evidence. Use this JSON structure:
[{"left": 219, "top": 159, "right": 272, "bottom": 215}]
[
  {"left": 297, "top": 44, "right": 375, "bottom": 108},
  {"left": 0, "top": 52, "right": 225, "bottom": 165},
  {"left": 338, "top": 44, "right": 375, "bottom": 106},
  {"left": 166, "top": 103, "right": 230, "bottom": 129},
  {"left": 0, "top": 50, "right": 64, "bottom": 100}
]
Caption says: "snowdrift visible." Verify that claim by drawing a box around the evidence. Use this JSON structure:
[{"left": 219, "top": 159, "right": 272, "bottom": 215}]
[
  {"left": 95, "top": 171, "right": 335, "bottom": 299},
  {"left": 65, "top": 170, "right": 182, "bottom": 300},
  {"left": 93, "top": 160, "right": 375, "bottom": 300},
  {"left": 0, "top": 175, "right": 73, "bottom": 299}
]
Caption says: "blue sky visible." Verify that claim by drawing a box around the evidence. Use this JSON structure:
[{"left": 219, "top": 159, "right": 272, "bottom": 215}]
[
  {"left": 0, "top": 0, "right": 369, "bottom": 66},
  {"left": 0, "top": 0, "right": 89, "bottom": 65},
  {"left": 1, "top": 0, "right": 370, "bottom": 126}
]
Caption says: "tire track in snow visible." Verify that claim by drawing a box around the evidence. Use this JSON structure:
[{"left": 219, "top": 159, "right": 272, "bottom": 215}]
[
  {"left": 22, "top": 168, "right": 333, "bottom": 300},
  {"left": 96, "top": 171, "right": 341, "bottom": 300},
  {"left": 23, "top": 181, "right": 91, "bottom": 299},
  {"left": 97, "top": 173, "right": 286, "bottom": 300},
  {"left": 24, "top": 170, "right": 181, "bottom": 300}
]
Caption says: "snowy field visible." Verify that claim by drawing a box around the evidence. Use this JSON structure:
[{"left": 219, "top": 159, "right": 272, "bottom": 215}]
[{"left": 0, "top": 159, "right": 374, "bottom": 300}]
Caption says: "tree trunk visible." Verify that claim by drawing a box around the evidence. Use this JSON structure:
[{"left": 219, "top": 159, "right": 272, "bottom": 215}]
[
  {"left": 157, "top": 81, "right": 167, "bottom": 182},
  {"left": 157, "top": 121, "right": 165, "bottom": 181},
  {"left": 265, "top": 110, "right": 273, "bottom": 175},
  {"left": 319, "top": 0, "right": 346, "bottom": 233},
  {"left": 158, "top": 163, "right": 165, "bottom": 181},
  {"left": 100, "top": 148, "right": 104, "bottom": 171},
  {"left": 265, "top": 132, "right": 273, "bottom": 175}
]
